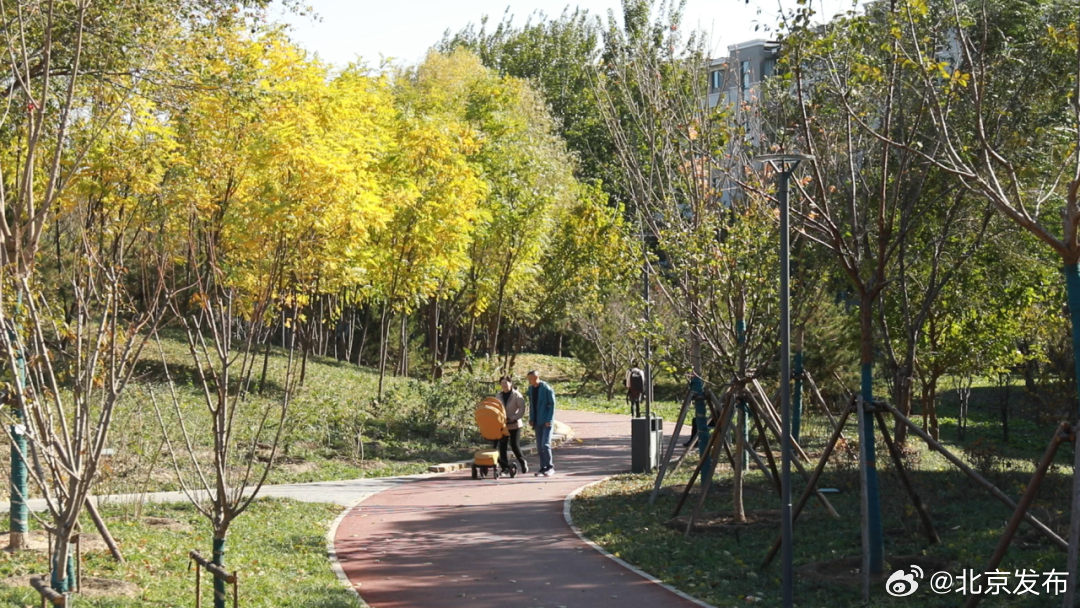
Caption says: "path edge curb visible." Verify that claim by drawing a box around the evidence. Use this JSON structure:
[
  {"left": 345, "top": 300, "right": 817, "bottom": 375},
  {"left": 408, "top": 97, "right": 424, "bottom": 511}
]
[
  {"left": 327, "top": 494, "right": 372, "bottom": 607},
  {"left": 563, "top": 476, "right": 718, "bottom": 608}
]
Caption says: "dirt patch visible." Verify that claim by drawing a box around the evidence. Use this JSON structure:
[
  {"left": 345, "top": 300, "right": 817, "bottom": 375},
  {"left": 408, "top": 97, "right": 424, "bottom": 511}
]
[
  {"left": 357, "top": 459, "right": 391, "bottom": 470},
  {"left": 0, "top": 531, "right": 110, "bottom": 553},
  {"left": 280, "top": 461, "right": 317, "bottom": 475},
  {"left": 142, "top": 517, "right": 193, "bottom": 532},
  {"left": 0, "top": 575, "right": 140, "bottom": 598},
  {"left": 799, "top": 555, "right": 951, "bottom": 586},
  {"left": 666, "top": 509, "right": 779, "bottom": 534}
]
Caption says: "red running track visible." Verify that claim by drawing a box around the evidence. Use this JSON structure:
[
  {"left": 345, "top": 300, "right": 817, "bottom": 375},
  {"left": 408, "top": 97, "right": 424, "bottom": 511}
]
[{"left": 332, "top": 409, "right": 704, "bottom": 608}]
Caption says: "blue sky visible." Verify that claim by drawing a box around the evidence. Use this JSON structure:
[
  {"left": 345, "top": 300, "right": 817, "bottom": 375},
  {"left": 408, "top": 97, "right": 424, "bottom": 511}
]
[{"left": 274, "top": 0, "right": 855, "bottom": 69}]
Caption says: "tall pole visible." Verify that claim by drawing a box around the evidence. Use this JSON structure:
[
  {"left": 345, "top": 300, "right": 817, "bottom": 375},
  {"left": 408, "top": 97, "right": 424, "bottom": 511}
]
[
  {"left": 644, "top": 252, "right": 652, "bottom": 433},
  {"left": 779, "top": 165, "right": 794, "bottom": 608},
  {"left": 793, "top": 326, "right": 804, "bottom": 443},
  {"left": 1063, "top": 263, "right": 1080, "bottom": 607}
]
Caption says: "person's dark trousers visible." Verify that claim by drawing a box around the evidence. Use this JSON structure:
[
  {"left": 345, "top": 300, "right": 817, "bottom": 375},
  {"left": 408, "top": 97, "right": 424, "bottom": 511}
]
[
  {"left": 536, "top": 424, "right": 554, "bottom": 471},
  {"left": 629, "top": 398, "right": 641, "bottom": 418},
  {"left": 683, "top": 417, "right": 698, "bottom": 447},
  {"left": 498, "top": 428, "right": 524, "bottom": 469}
]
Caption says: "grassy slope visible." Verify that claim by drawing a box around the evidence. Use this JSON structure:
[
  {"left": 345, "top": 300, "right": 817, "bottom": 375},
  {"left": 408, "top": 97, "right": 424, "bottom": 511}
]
[
  {"left": 0, "top": 344, "right": 619, "bottom": 500},
  {"left": 1, "top": 333, "right": 505, "bottom": 500},
  {"left": 0, "top": 499, "right": 358, "bottom": 607}
]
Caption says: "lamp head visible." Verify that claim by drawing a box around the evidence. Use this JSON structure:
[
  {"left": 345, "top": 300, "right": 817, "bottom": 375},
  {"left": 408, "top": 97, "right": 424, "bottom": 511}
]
[
  {"left": 753, "top": 153, "right": 815, "bottom": 175},
  {"left": 753, "top": 153, "right": 815, "bottom": 163}
]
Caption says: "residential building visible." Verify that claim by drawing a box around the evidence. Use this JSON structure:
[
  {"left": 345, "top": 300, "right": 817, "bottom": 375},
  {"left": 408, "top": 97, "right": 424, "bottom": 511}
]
[{"left": 707, "top": 39, "right": 779, "bottom": 109}]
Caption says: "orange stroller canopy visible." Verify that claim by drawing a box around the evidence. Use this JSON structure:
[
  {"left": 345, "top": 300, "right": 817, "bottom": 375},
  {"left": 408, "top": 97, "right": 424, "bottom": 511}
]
[{"left": 475, "top": 397, "right": 509, "bottom": 441}]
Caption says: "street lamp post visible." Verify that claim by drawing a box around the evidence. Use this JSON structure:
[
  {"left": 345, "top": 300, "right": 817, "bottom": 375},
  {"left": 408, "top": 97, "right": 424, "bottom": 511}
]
[
  {"left": 635, "top": 220, "right": 657, "bottom": 474},
  {"left": 643, "top": 245, "right": 652, "bottom": 434},
  {"left": 754, "top": 153, "right": 813, "bottom": 608}
]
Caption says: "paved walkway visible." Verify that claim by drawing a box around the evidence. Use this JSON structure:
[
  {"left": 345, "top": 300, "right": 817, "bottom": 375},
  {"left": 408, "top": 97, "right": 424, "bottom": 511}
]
[
  {"left": 0, "top": 474, "right": 437, "bottom": 513},
  {"left": 0, "top": 424, "right": 571, "bottom": 514},
  {"left": 333, "top": 410, "right": 704, "bottom": 608}
]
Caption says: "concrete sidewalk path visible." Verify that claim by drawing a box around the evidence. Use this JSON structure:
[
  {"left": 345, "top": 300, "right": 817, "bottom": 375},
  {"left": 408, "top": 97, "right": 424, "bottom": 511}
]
[
  {"left": 0, "top": 474, "right": 439, "bottom": 513},
  {"left": 333, "top": 410, "right": 706, "bottom": 608}
]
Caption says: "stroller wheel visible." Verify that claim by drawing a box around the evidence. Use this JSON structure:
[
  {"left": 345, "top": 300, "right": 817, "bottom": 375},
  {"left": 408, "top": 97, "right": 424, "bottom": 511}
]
[{"left": 471, "top": 465, "right": 479, "bottom": 480}]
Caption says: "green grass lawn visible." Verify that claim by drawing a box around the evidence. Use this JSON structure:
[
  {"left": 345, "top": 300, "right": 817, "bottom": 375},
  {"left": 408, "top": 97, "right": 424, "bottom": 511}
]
[
  {"left": 0, "top": 499, "right": 358, "bottom": 607},
  {"left": 571, "top": 397, "right": 1074, "bottom": 608},
  {"left": 564, "top": 367, "right": 1079, "bottom": 607},
  {"left": 0, "top": 339, "right": 1071, "bottom": 608}
]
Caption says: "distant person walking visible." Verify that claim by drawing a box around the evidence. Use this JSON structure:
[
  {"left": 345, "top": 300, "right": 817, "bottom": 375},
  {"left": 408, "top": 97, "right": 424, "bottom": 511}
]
[
  {"left": 624, "top": 365, "right": 645, "bottom": 417},
  {"left": 527, "top": 370, "right": 557, "bottom": 477},
  {"left": 496, "top": 376, "right": 528, "bottom": 474}
]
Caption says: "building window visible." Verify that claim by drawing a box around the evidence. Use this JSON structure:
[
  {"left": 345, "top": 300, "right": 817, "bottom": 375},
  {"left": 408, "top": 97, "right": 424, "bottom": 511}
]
[
  {"left": 763, "top": 59, "right": 775, "bottom": 78},
  {"left": 710, "top": 70, "right": 721, "bottom": 90},
  {"left": 741, "top": 60, "right": 751, "bottom": 91}
]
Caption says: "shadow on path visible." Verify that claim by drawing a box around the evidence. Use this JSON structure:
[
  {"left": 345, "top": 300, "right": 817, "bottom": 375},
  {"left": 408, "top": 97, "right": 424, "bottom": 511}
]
[{"left": 333, "top": 410, "right": 704, "bottom": 608}]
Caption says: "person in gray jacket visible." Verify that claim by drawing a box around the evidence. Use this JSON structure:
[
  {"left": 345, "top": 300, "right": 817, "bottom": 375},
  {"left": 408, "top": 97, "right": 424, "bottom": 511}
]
[{"left": 496, "top": 376, "right": 528, "bottom": 474}]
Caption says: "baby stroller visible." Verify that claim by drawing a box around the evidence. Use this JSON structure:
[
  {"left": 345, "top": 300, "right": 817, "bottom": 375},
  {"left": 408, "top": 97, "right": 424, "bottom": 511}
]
[{"left": 472, "top": 397, "right": 519, "bottom": 479}]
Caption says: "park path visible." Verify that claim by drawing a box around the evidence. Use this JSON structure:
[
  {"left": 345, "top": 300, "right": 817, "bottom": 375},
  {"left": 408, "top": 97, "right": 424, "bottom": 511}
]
[
  {"left": 0, "top": 421, "right": 569, "bottom": 513},
  {"left": 0, "top": 472, "right": 438, "bottom": 513},
  {"left": 332, "top": 409, "right": 705, "bottom": 608}
]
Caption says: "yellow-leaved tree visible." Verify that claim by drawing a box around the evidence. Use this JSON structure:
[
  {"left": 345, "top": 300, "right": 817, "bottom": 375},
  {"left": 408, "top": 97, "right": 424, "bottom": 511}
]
[
  {"left": 367, "top": 50, "right": 490, "bottom": 397},
  {"left": 152, "top": 26, "right": 397, "bottom": 605}
]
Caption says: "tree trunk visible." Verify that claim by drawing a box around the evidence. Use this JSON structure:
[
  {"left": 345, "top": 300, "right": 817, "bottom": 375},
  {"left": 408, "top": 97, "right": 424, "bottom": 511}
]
[
  {"left": 460, "top": 314, "right": 476, "bottom": 371},
  {"left": 927, "top": 373, "right": 940, "bottom": 441},
  {"left": 488, "top": 277, "right": 509, "bottom": 356},
  {"left": 377, "top": 303, "right": 389, "bottom": 400},
  {"left": 281, "top": 307, "right": 288, "bottom": 352},
  {"left": 858, "top": 293, "right": 885, "bottom": 574},
  {"left": 357, "top": 305, "right": 371, "bottom": 366},
  {"left": 404, "top": 313, "right": 410, "bottom": 376},
  {"left": 396, "top": 313, "right": 408, "bottom": 377},
  {"left": 346, "top": 305, "right": 356, "bottom": 363},
  {"left": 507, "top": 324, "right": 527, "bottom": 375},
  {"left": 50, "top": 524, "right": 76, "bottom": 593},
  {"left": 429, "top": 297, "right": 440, "bottom": 380},
  {"left": 734, "top": 400, "right": 747, "bottom": 523},
  {"left": 438, "top": 308, "right": 454, "bottom": 379},
  {"left": 893, "top": 357, "right": 913, "bottom": 445},
  {"left": 488, "top": 308, "right": 502, "bottom": 358},
  {"left": 212, "top": 534, "right": 228, "bottom": 608},
  {"left": 500, "top": 324, "right": 516, "bottom": 374},
  {"left": 957, "top": 380, "right": 970, "bottom": 440},
  {"left": 8, "top": 416, "right": 27, "bottom": 552},
  {"left": 257, "top": 322, "right": 273, "bottom": 395},
  {"left": 299, "top": 316, "right": 311, "bottom": 387},
  {"left": 1001, "top": 375, "right": 1010, "bottom": 443}
]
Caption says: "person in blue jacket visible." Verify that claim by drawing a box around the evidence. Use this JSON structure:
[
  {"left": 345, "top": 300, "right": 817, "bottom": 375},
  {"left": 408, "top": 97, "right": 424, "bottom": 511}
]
[{"left": 527, "top": 370, "right": 557, "bottom": 477}]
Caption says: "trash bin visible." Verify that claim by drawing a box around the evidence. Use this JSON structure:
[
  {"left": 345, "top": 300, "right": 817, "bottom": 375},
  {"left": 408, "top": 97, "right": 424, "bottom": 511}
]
[{"left": 631, "top": 416, "right": 663, "bottom": 473}]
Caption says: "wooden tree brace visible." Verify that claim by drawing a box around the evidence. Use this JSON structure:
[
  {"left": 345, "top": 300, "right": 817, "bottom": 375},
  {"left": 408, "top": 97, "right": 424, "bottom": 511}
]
[
  {"left": 189, "top": 551, "right": 237, "bottom": 584},
  {"left": 880, "top": 400, "right": 1068, "bottom": 551},
  {"left": 29, "top": 576, "right": 65, "bottom": 607},
  {"left": 190, "top": 550, "right": 239, "bottom": 608}
]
